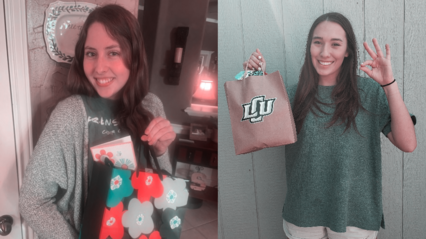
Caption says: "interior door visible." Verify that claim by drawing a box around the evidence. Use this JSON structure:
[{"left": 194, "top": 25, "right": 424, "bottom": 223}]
[{"left": 0, "top": 0, "right": 23, "bottom": 238}]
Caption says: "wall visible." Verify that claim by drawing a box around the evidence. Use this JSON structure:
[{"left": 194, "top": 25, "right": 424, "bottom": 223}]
[
  {"left": 203, "top": 0, "right": 218, "bottom": 71},
  {"left": 142, "top": 0, "right": 210, "bottom": 126},
  {"left": 202, "top": 21, "right": 218, "bottom": 71},
  {"left": 218, "top": 0, "right": 426, "bottom": 239},
  {"left": 27, "top": 0, "right": 139, "bottom": 143}
]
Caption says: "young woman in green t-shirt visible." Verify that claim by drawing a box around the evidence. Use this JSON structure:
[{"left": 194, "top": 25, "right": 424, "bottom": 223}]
[{"left": 244, "top": 12, "right": 416, "bottom": 239}]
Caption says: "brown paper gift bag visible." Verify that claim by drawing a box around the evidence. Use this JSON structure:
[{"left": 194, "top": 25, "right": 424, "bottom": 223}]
[{"left": 224, "top": 70, "right": 297, "bottom": 155}]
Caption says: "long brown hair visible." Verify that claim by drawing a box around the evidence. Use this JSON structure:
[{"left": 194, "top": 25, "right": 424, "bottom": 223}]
[
  {"left": 68, "top": 4, "right": 153, "bottom": 142},
  {"left": 293, "top": 12, "right": 364, "bottom": 134}
]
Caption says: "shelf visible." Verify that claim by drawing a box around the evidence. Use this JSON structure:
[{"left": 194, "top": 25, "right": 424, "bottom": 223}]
[
  {"left": 184, "top": 106, "right": 218, "bottom": 118},
  {"left": 176, "top": 137, "right": 217, "bottom": 152},
  {"left": 172, "top": 134, "right": 218, "bottom": 203},
  {"left": 174, "top": 144, "right": 217, "bottom": 169}
]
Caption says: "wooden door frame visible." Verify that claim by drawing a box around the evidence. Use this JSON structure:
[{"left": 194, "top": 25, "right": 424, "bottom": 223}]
[{"left": 4, "top": 0, "right": 33, "bottom": 238}]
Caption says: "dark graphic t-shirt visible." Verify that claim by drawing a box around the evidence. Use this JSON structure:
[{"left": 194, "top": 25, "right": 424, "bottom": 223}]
[{"left": 81, "top": 95, "right": 147, "bottom": 183}]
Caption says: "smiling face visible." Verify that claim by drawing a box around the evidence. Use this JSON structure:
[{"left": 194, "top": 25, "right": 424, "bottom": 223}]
[
  {"left": 83, "top": 22, "right": 130, "bottom": 100},
  {"left": 310, "top": 21, "right": 349, "bottom": 85}
]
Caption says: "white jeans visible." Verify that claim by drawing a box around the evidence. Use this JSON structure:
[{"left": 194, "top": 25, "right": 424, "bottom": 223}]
[{"left": 283, "top": 220, "right": 378, "bottom": 239}]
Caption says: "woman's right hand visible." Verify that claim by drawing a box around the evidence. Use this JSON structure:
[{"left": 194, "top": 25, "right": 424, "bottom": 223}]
[{"left": 243, "top": 48, "right": 266, "bottom": 72}]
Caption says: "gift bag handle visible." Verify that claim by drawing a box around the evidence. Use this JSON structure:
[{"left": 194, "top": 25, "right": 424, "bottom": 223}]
[
  {"left": 148, "top": 145, "right": 174, "bottom": 181},
  {"left": 134, "top": 141, "right": 174, "bottom": 181}
]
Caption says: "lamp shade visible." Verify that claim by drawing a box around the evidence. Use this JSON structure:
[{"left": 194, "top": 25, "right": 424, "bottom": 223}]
[{"left": 191, "top": 72, "right": 217, "bottom": 106}]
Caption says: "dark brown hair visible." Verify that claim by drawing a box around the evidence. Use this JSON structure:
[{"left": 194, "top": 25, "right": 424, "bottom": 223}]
[
  {"left": 68, "top": 4, "right": 153, "bottom": 141},
  {"left": 293, "top": 12, "right": 364, "bottom": 134}
]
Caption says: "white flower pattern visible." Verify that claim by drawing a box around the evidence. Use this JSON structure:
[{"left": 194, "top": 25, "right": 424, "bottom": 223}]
[
  {"left": 166, "top": 190, "right": 177, "bottom": 204},
  {"left": 106, "top": 217, "right": 115, "bottom": 226},
  {"left": 169, "top": 216, "right": 181, "bottom": 229},
  {"left": 136, "top": 214, "right": 144, "bottom": 226},
  {"left": 154, "top": 177, "right": 188, "bottom": 210},
  {"left": 122, "top": 198, "right": 154, "bottom": 238},
  {"left": 146, "top": 175, "right": 153, "bottom": 185},
  {"left": 110, "top": 175, "right": 122, "bottom": 190}
]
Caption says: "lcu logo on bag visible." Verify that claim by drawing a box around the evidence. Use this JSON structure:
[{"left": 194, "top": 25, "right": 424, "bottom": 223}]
[{"left": 241, "top": 95, "right": 276, "bottom": 123}]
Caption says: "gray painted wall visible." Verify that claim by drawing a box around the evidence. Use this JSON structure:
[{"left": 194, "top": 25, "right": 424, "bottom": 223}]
[{"left": 218, "top": 1, "right": 426, "bottom": 238}]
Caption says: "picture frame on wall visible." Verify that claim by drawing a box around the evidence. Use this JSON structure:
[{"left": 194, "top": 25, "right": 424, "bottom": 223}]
[{"left": 200, "top": 50, "right": 214, "bottom": 70}]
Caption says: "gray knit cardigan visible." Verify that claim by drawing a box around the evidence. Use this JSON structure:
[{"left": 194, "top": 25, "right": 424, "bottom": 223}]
[{"left": 19, "top": 93, "right": 172, "bottom": 239}]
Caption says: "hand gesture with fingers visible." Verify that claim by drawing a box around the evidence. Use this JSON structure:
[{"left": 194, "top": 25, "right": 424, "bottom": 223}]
[
  {"left": 243, "top": 48, "right": 266, "bottom": 72},
  {"left": 141, "top": 117, "right": 176, "bottom": 156},
  {"left": 360, "top": 38, "right": 394, "bottom": 85}
]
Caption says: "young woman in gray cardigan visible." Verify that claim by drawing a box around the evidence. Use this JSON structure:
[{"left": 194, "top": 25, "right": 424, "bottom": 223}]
[{"left": 19, "top": 5, "right": 175, "bottom": 239}]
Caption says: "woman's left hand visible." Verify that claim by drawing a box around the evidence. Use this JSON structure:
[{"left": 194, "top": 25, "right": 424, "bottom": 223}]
[
  {"left": 360, "top": 38, "right": 394, "bottom": 85},
  {"left": 141, "top": 117, "right": 176, "bottom": 156}
]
